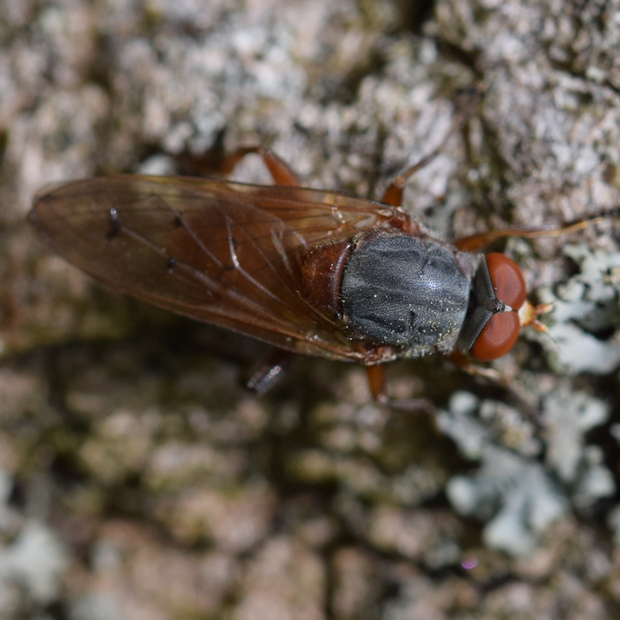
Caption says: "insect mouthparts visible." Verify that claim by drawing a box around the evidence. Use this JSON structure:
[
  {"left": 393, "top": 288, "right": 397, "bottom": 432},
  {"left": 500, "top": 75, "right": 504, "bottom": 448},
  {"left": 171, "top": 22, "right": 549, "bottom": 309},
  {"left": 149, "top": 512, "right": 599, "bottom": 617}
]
[{"left": 484, "top": 299, "right": 510, "bottom": 314}]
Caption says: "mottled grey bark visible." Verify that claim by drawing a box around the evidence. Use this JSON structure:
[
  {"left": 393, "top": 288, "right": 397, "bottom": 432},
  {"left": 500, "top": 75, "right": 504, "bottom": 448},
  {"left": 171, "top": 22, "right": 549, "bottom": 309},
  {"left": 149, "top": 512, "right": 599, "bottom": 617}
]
[{"left": 1, "top": 0, "right": 619, "bottom": 617}]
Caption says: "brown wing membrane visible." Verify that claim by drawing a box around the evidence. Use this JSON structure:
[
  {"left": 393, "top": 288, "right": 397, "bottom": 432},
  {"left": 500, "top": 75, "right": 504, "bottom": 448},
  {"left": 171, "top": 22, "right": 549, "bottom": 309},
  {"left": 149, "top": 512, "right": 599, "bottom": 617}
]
[{"left": 30, "top": 175, "right": 398, "bottom": 360}]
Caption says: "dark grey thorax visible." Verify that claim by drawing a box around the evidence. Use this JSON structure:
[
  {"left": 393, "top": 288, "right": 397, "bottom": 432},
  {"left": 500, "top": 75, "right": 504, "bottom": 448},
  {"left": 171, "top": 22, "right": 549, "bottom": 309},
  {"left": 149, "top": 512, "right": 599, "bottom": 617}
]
[{"left": 340, "top": 235, "right": 472, "bottom": 357}]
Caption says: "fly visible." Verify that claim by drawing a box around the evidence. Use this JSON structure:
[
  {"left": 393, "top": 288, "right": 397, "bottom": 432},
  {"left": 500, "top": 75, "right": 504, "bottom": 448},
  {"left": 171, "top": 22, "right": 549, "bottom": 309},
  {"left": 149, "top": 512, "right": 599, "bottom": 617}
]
[{"left": 29, "top": 146, "right": 619, "bottom": 404}]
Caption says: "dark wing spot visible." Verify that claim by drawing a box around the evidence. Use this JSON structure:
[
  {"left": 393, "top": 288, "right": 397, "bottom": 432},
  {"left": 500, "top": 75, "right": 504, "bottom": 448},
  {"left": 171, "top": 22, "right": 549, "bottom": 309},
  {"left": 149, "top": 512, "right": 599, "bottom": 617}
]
[{"left": 107, "top": 207, "right": 121, "bottom": 239}]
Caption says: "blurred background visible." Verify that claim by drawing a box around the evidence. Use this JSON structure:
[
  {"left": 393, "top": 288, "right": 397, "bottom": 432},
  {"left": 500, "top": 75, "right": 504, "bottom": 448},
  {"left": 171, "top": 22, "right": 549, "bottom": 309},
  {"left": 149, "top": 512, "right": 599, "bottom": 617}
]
[{"left": 1, "top": 0, "right": 620, "bottom": 618}]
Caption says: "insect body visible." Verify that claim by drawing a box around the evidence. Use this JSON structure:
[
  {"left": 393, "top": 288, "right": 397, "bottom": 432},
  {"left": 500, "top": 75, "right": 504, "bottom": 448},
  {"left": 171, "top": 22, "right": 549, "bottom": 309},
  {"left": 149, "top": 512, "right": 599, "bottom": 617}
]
[{"left": 29, "top": 146, "right": 602, "bottom": 401}]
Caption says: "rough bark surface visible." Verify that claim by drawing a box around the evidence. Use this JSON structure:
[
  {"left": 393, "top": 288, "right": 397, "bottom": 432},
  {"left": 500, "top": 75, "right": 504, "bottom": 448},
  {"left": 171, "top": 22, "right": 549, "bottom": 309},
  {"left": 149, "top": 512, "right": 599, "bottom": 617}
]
[{"left": 1, "top": 0, "right": 620, "bottom": 618}]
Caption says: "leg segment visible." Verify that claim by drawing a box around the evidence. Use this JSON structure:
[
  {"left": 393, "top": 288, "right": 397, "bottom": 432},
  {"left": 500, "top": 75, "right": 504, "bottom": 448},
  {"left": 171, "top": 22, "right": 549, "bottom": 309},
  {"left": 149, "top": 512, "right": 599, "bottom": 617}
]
[
  {"left": 218, "top": 146, "right": 302, "bottom": 186},
  {"left": 454, "top": 207, "right": 620, "bottom": 252},
  {"left": 380, "top": 92, "right": 479, "bottom": 208},
  {"left": 365, "top": 365, "right": 388, "bottom": 402},
  {"left": 176, "top": 145, "right": 302, "bottom": 186},
  {"left": 365, "top": 365, "right": 434, "bottom": 413},
  {"left": 380, "top": 152, "right": 440, "bottom": 207}
]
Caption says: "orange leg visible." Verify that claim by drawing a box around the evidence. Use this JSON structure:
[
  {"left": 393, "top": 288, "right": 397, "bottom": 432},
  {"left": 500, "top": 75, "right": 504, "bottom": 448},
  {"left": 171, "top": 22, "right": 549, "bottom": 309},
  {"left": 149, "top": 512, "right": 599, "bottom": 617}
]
[
  {"left": 445, "top": 352, "right": 541, "bottom": 421},
  {"left": 218, "top": 146, "right": 302, "bottom": 187},
  {"left": 380, "top": 92, "right": 479, "bottom": 208},
  {"left": 365, "top": 365, "right": 388, "bottom": 402},
  {"left": 365, "top": 365, "right": 434, "bottom": 413},
  {"left": 176, "top": 145, "right": 302, "bottom": 187},
  {"left": 454, "top": 207, "right": 620, "bottom": 252},
  {"left": 380, "top": 151, "right": 440, "bottom": 207}
]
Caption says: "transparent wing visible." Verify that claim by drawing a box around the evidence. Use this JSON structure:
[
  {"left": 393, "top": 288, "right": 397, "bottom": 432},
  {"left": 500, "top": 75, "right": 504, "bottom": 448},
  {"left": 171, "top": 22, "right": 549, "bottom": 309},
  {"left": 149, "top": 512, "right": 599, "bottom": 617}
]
[{"left": 31, "top": 175, "right": 401, "bottom": 360}]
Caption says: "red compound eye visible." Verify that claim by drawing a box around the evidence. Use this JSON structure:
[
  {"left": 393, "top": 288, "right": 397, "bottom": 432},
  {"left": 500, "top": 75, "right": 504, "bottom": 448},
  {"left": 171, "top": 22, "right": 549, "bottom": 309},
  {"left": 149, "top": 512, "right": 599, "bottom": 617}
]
[
  {"left": 485, "top": 253, "right": 526, "bottom": 310},
  {"left": 470, "top": 312, "right": 520, "bottom": 361},
  {"left": 469, "top": 254, "right": 527, "bottom": 361}
]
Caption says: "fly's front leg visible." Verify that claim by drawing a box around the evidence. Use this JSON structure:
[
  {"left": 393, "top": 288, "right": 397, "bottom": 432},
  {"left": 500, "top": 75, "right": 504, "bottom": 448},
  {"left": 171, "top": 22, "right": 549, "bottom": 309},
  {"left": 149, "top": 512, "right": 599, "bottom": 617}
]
[
  {"left": 454, "top": 207, "right": 620, "bottom": 252},
  {"left": 453, "top": 228, "right": 547, "bottom": 252},
  {"left": 445, "top": 352, "right": 541, "bottom": 421}
]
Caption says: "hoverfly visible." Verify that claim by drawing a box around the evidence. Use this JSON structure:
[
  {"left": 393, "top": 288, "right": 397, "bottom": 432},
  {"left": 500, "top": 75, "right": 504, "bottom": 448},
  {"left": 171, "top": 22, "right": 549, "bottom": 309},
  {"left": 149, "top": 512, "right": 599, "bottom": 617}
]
[{"left": 29, "top": 146, "right": 617, "bottom": 403}]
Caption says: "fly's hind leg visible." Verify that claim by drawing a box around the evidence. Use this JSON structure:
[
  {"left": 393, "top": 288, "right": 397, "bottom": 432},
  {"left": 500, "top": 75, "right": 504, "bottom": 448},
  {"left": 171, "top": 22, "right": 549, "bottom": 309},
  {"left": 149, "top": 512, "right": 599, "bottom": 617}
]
[
  {"left": 175, "top": 144, "right": 302, "bottom": 186},
  {"left": 217, "top": 146, "right": 301, "bottom": 186}
]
